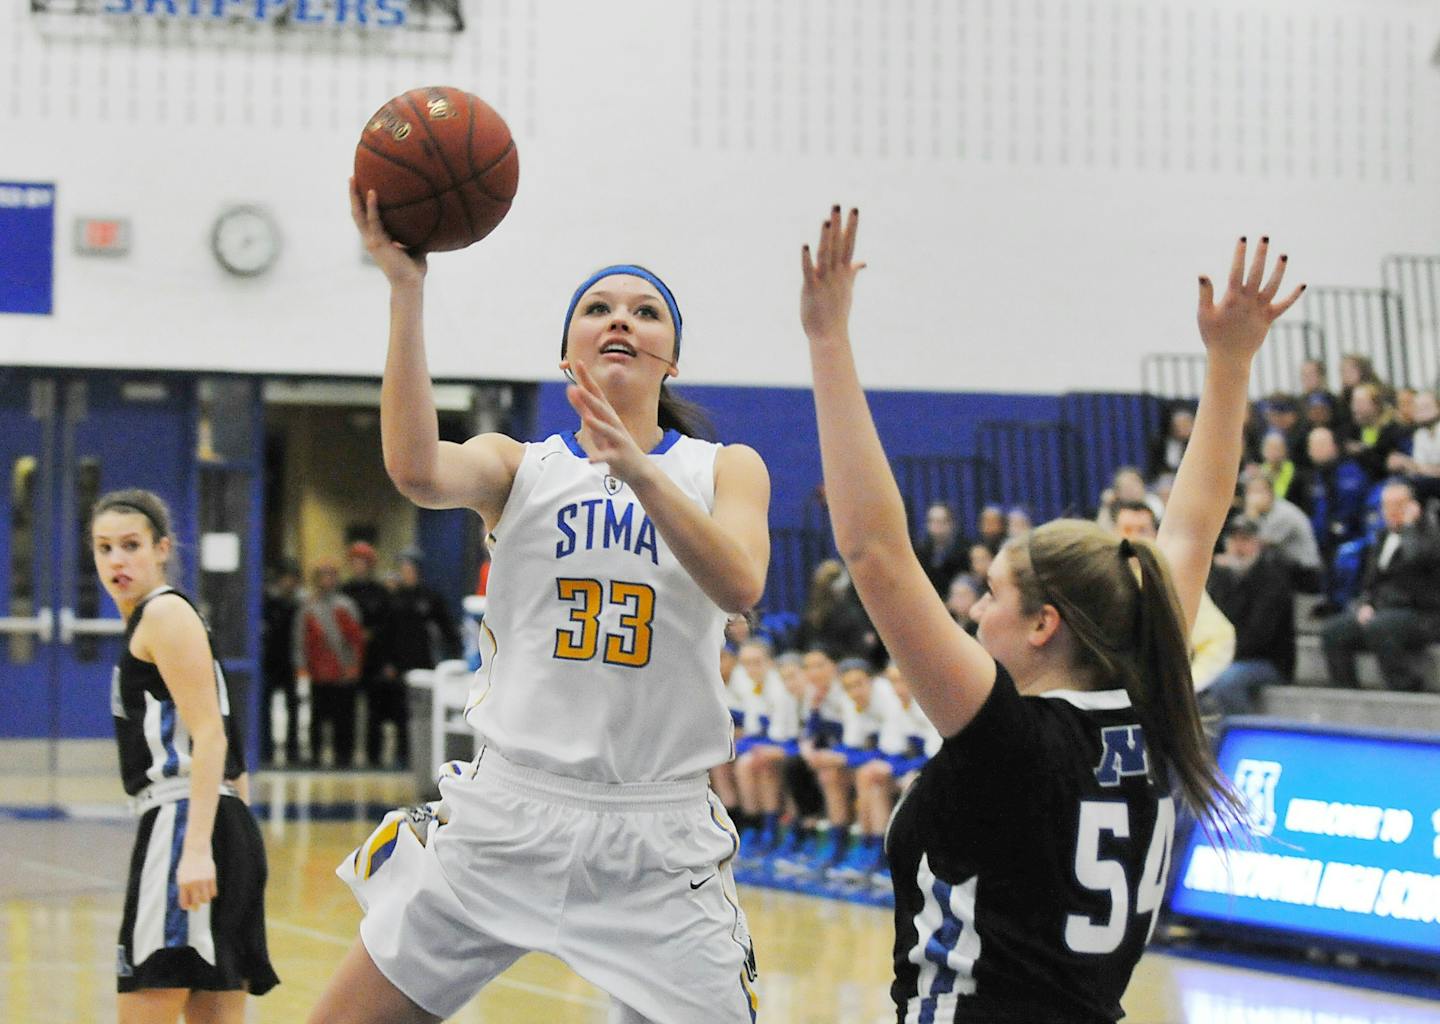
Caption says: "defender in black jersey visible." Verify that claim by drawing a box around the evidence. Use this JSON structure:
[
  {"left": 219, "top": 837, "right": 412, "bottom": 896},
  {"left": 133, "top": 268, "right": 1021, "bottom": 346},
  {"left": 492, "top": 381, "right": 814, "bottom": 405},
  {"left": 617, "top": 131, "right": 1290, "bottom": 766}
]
[
  {"left": 800, "top": 209, "right": 1303, "bottom": 1022},
  {"left": 93, "top": 489, "right": 277, "bottom": 1022}
]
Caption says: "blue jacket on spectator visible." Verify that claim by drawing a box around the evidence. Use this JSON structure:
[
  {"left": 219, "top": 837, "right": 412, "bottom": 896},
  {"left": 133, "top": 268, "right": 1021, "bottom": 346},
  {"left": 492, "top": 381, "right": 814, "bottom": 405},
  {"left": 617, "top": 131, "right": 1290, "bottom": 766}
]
[{"left": 1300, "top": 457, "right": 1369, "bottom": 549}]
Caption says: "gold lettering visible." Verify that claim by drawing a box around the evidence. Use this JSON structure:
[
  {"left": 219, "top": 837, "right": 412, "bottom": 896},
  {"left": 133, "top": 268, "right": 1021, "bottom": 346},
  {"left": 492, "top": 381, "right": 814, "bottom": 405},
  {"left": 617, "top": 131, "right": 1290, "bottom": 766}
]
[{"left": 368, "top": 108, "right": 413, "bottom": 141}]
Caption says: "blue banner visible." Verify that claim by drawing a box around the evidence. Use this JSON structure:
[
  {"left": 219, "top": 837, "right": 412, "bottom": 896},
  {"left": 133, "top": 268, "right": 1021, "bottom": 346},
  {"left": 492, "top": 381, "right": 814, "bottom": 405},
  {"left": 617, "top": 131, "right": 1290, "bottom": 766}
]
[
  {"left": 0, "top": 182, "right": 56, "bottom": 316},
  {"left": 1167, "top": 720, "right": 1440, "bottom": 968}
]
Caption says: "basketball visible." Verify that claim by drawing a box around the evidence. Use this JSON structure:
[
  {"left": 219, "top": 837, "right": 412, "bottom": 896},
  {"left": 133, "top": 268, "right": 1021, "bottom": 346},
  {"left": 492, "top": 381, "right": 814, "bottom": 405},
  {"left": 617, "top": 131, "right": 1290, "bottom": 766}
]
[{"left": 354, "top": 86, "right": 519, "bottom": 253}]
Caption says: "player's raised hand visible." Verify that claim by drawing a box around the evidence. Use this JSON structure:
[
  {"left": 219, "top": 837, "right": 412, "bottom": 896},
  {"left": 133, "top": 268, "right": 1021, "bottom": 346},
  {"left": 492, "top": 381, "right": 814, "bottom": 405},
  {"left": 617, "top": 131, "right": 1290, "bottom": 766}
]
[
  {"left": 1196, "top": 236, "right": 1304, "bottom": 362},
  {"left": 349, "top": 177, "right": 427, "bottom": 287},
  {"left": 801, "top": 205, "right": 866, "bottom": 344},
  {"left": 566, "top": 361, "right": 650, "bottom": 483}
]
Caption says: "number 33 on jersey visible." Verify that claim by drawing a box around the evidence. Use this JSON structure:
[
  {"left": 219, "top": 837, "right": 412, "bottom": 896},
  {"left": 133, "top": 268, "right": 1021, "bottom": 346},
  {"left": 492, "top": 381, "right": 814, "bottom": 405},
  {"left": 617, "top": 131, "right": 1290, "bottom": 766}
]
[{"left": 464, "top": 430, "right": 735, "bottom": 783}]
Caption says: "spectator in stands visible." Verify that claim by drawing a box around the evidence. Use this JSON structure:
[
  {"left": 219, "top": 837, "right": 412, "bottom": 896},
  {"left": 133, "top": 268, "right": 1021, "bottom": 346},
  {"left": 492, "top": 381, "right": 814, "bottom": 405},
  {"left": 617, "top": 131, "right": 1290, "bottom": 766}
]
[
  {"left": 967, "top": 543, "right": 993, "bottom": 587},
  {"left": 914, "top": 501, "right": 969, "bottom": 596},
  {"left": 1261, "top": 393, "right": 1308, "bottom": 467},
  {"left": 1242, "top": 473, "right": 1321, "bottom": 588},
  {"left": 1005, "top": 506, "right": 1032, "bottom": 539},
  {"left": 1299, "top": 426, "right": 1370, "bottom": 589},
  {"left": 1148, "top": 405, "right": 1194, "bottom": 478},
  {"left": 1095, "top": 464, "right": 1165, "bottom": 532},
  {"left": 851, "top": 662, "right": 941, "bottom": 890},
  {"left": 734, "top": 646, "right": 804, "bottom": 862},
  {"left": 798, "top": 558, "right": 878, "bottom": 662},
  {"left": 295, "top": 560, "right": 366, "bottom": 768},
  {"left": 260, "top": 559, "right": 302, "bottom": 766},
  {"left": 1304, "top": 389, "right": 1338, "bottom": 433},
  {"left": 944, "top": 573, "right": 982, "bottom": 635},
  {"left": 1150, "top": 471, "right": 1176, "bottom": 510},
  {"left": 1205, "top": 515, "right": 1298, "bottom": 715},
  {"left": 975, "top": 504, "right": 1007, "bottom": 554},
  {"left": 1389, "top": 389, "right": 1440, "bottom": 506},
  {"left": 1299, "top": 357, "right": 1328, "bottom": 398},
  {"left": 774, "top": 648, "right": 850, "bottom": 876},
  {"left": 374, "top": 549, "right": 460, "bottom": 769},
  {"left": 1322, "top": 480, "right": 1440, "bottom": 692},
  {"left": 1111, "top": 501, "right": 1236, "bottom": 693},
  {"left": 1256, "top": 430, "right": 1299, "bottom": 500},
  {"left": 825, "top": 661, "right": 903, "bottom": 883},
  {"left": 1396, "top": 387, "right": 1419, "bottom": 432},
  {"left": 1337, "top": 353, "right": 1384, "bottom": 432},
  {"left": 1342, "top": 382, "right": 1407, "bottom": 482},
  {"left": 342, "top": 541, "right": 393, "bottom": 768}
]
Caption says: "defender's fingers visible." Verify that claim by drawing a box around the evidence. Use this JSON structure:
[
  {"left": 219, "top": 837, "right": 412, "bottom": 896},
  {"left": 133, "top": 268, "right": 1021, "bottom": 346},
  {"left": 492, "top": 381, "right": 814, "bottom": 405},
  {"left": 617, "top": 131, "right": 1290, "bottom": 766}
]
[
  {"left": 1271, "top": 283, "right": 1307, "bottom": 319},
  {"left": 1228, "top": 237, "right": 1247, "bottom": 291},
  {"left": 1246, "top": 236, "right": 1269, "bottom": 290},
  {"left": 1260, "top": 253, "right": 1288, "bottom": 300},
  {"left": 842, "top": 207, "right": 860, "bottom": 266},
  {"left": 801, "top": 244, "right": 815, "bottom": 285},
  {"left": 816, "top": 215, "right": 834, "bottom": 270},
  {"left": 1198, "top": 275, "right": 1215, "bottom": 314}
]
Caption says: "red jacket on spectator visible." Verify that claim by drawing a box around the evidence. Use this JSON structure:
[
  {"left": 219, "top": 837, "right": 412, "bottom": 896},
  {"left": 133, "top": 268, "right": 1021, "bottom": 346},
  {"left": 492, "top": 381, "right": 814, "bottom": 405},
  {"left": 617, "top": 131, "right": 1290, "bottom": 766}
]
[{"left": 294, "top": 593, "right": 366, "bottom": 685}]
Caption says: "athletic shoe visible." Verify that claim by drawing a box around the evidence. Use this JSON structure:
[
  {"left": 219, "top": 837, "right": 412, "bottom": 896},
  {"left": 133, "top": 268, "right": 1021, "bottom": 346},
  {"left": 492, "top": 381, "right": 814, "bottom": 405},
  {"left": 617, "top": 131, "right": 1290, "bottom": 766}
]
[
  {"left": 737, "top": 826, "right": 771, "bottom": 866},
  {"left": 771, "top": 829, "right": 817, "bottom": 877},
  {"left": 802, "top": 829, "right": 846, "bottom": 875},
  {"left": 827, "top": 840, "right": 881, "bottom": 883}
]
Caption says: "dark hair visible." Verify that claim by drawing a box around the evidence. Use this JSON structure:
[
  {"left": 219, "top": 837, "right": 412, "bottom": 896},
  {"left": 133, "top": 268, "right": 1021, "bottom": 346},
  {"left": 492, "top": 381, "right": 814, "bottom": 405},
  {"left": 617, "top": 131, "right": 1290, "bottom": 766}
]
[
  {"left": 1340, "top": 352, "right": 1381, "bottom": 384},
  {"left": 90, "top": 489, "right": 179, "bottom": 582},
  {"left": 1112, "top": 499, "right": 1158, "bottom": 527},
  {"left": 1006, "top": 521, "right": 1243, "bottom": 836},
  {"left": 91, "top": 488, "right": 173, "bottom": 541},
  {"left": 657, "top": 382, "right": 715, "bottom": 440}
]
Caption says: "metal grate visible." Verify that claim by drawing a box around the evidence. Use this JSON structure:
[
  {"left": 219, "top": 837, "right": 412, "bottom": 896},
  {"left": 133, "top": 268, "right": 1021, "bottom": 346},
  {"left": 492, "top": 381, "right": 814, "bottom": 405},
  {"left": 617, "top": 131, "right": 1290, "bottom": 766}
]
[
  {"left": 975, "top": 420, "right": 1083, "bottom": 523},
  {"left": 1381, "top": 255, "right": 1440, "bottom": 390},
  {"left": 1140, "top": 353, "right": 1208, "bottom": 401},
  {"left": 1301, "top": 286, "right": 1409, "bottom": 388},
  {"left": 894, "top": 455, "right": 1000, "bottom": 544}
]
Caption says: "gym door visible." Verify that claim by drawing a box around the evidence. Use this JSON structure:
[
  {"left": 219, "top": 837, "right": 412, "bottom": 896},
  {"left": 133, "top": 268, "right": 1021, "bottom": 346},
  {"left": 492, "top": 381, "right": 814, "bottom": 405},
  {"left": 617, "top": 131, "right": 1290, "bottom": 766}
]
[{"left": 0, "top": 371, "right": 194, "bottom": 770}]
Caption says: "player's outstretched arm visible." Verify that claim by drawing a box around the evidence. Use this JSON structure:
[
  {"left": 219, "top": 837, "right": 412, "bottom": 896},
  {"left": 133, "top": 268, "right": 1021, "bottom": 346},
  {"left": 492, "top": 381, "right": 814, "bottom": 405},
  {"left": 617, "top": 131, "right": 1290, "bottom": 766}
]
[
  {"left": 350, "top": 178, "right": 522, "bottom": 521},
  {"left": 1158, "top": 237, "right": 1303, "bottom": 631},
  {"left": 801, "top": 206, "right": 994, "bottom": 737}
]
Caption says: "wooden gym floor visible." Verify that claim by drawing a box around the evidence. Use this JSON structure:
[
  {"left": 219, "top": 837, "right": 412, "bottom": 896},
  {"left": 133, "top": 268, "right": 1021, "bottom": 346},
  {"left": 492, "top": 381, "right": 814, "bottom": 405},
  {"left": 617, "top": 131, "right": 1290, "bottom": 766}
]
[{"left": 3, "top": 770, "right": 1437, "bottom": 1023}]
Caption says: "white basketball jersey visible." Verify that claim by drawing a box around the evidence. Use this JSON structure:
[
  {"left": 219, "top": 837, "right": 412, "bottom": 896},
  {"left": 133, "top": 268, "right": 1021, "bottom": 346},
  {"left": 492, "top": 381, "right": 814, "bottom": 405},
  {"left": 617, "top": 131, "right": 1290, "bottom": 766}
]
[{"left": 466, "top": 430, "right": 732, "bottom": 782}]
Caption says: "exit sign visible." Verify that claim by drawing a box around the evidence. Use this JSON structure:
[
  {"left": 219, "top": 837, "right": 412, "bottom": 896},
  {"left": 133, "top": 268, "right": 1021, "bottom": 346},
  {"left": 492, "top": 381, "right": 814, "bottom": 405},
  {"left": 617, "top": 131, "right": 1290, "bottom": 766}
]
[{"left": 74, "top": 216, "right": 131, "bottom": 256}]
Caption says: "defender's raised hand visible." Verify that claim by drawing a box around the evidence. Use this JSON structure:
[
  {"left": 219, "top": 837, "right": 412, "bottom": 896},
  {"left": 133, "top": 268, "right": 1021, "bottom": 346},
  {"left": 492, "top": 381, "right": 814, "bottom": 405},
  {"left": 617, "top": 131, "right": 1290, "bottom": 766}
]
[
  {"left": 801, "top": 205, "right": 866, "bottom": 343},
  {"left": 1197, "top": 236, "right": 1304, "bottom": 361}
]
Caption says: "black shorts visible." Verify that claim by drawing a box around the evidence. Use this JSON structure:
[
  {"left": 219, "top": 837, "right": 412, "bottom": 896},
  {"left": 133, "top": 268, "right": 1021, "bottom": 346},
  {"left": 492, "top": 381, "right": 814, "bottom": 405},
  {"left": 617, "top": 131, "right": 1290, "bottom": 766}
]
[{"left": 117, "top": 794, "right": 280, "bottom": 995}]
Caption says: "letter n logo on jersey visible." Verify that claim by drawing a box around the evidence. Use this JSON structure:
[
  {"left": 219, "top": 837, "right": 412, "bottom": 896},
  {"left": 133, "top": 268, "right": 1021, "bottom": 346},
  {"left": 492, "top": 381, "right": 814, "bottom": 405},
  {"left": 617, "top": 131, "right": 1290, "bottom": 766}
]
[{"left": 1093, "top": 724, "right": 1150, "bottom": 787}]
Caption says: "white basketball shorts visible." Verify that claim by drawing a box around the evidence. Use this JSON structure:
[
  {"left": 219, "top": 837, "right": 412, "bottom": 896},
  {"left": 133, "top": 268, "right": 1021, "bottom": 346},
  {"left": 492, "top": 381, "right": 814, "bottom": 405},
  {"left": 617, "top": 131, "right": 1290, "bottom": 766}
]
[{"left": 359, "top": 745, "right": 759, "bottom": 1023}]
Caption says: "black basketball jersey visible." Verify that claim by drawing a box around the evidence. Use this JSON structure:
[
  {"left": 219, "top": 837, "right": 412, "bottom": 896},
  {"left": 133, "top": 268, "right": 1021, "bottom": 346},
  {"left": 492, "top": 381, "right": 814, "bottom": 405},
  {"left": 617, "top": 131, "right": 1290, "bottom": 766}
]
[
  {"left": 112, "top": 587, "right": 246, "bottom": 797},
  {"left": 887, "top": 664, "right": 1175, "bottom": 1024}
]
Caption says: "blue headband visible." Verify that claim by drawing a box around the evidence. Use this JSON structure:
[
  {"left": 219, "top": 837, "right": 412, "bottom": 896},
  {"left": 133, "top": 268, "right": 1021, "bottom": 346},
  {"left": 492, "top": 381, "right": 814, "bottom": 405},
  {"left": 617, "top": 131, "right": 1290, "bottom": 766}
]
[{"left": 561, "top": 264, "right": 683, "bottom": 363}]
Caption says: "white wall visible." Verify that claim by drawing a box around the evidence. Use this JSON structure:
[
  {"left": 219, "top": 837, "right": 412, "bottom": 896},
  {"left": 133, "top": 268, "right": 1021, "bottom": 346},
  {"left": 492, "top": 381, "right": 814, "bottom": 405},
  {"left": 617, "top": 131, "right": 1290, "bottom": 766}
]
[{"left": 2, "top": 0, "right": 1437, "bottom": 392}]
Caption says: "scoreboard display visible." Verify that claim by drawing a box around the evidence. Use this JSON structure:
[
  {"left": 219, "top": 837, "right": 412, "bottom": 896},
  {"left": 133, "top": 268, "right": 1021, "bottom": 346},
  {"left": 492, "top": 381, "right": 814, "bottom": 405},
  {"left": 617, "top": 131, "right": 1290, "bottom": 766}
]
[{"left": 1166, "top": 719, "right": 1440, "bottom": 970}]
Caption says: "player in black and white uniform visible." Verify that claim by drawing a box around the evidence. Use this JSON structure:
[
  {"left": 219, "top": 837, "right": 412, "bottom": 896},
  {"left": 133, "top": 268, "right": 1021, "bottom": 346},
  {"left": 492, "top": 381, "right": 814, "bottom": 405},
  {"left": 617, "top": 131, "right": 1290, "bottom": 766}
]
[
  {"left": 800, "top": 208, "right": 1303, "bottom": 1022},
  {"left": 93, "top": 489, "right": 278, "bottom": 1023},
  {"left": 310, "top": 184, "right": 771, "bottom": 1024}
]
